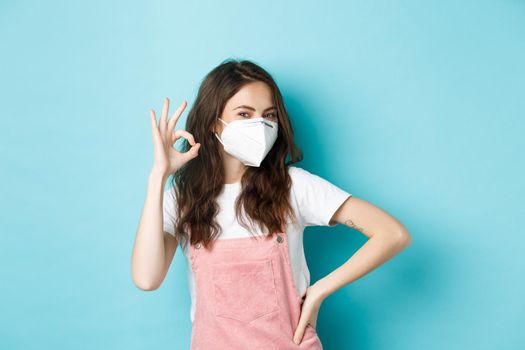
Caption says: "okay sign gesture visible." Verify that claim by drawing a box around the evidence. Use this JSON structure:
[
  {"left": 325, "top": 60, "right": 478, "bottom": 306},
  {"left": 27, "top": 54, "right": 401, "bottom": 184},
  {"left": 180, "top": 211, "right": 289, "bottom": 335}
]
[{"left": 149, "top": 97, "right": 201, "bottom": 177}]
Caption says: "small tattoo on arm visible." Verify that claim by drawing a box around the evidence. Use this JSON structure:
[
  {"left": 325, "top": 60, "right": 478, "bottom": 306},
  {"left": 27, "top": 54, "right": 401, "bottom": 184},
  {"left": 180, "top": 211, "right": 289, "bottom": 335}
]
[{"left": 344, "top": 219, "right": 365, "bottom": 233}]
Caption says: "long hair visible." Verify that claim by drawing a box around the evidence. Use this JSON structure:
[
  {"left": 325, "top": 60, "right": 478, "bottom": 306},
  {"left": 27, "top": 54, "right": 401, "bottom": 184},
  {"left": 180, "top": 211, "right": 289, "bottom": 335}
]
[{"left": 171, "top": 58, "right": 304, "bottom": 251}]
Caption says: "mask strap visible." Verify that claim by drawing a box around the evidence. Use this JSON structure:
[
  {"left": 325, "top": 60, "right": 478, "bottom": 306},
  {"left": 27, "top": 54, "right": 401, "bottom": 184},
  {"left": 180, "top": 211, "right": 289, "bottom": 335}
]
[
  {"left": 214, "top": 132, "right": 224, "bottom": 146},
  {"left": 214, "top": 118, "right": 228, "bottom": 145}
]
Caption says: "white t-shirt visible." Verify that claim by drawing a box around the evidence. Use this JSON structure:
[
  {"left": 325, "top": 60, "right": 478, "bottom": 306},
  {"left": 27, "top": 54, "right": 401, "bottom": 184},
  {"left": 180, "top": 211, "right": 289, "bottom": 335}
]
[{"left": 162, "top": 165, "right": 352, "bottom": 323}]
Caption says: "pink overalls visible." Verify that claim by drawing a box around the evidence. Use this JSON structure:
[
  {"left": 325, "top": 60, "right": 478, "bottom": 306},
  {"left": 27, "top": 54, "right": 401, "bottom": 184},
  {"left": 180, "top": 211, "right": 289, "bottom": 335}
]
[{"left": 188, "top": 230, "right": 324, "bottom": 350}]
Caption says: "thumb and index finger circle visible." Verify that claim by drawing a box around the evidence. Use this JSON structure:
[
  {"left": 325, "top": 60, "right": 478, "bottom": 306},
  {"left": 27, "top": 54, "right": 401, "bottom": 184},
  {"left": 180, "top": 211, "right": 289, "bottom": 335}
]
[{"left": 170, "top": 129, "right": 201, "bottom": 159}]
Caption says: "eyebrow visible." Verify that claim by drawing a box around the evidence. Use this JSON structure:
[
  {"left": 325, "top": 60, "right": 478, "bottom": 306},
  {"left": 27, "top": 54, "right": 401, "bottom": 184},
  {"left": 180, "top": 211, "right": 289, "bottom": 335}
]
[{"left": 232, "top": 105, "right": 277, "bottom": 112}]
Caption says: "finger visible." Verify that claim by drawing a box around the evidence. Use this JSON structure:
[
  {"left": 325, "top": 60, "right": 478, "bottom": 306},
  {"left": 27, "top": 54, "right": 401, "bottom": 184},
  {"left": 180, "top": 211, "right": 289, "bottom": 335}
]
[
  {"left": 149, "top": 109, "right": 163, "bottom": 149},
  {"left": 167, "top": 100, "right": 187, "bottom": 133},
  {"left": 173, "top": 129, "right": 196, "bottom": 146},
  {"left": 159, "top": 97, "right": 170, "bottom": 135},
  {"left": 182, "top": 143, "right": 201, "bottom": 161},
  {"left": 293, "top": 320, "right": 308, "bottom": 345}
]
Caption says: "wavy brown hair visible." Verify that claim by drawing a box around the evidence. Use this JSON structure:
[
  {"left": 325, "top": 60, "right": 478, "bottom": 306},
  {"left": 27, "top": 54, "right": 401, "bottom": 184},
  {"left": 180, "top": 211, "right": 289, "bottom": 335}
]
[{"left": 170, "top": 58, "right": 304, "bottom": 251}]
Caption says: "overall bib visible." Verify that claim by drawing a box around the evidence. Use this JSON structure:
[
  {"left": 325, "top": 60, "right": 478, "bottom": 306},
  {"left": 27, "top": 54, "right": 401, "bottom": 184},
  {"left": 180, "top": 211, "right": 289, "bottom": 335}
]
[{"left": 188, "top": 230, "right": 324, "bottom": 350}]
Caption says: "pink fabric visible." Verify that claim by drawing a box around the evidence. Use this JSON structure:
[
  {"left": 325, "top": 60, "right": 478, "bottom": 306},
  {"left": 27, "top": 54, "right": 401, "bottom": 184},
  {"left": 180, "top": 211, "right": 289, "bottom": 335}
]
[{"left": 188, "top": 231, "right": 323, "bottom": 349}]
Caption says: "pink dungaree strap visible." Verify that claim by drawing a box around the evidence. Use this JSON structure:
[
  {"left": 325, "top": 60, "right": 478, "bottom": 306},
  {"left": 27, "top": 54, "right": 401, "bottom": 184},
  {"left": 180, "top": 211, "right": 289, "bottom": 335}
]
[{"left": 188, "top": 231, "right": 323, "bottom": 350}]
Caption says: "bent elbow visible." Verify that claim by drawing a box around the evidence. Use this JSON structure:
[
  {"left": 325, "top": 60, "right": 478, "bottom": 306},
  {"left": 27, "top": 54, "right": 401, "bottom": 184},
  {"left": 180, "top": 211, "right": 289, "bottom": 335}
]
[
  {"left": 132, "top": 274, "right": 160, "bottom": 291},
  {"left": 395, "top": 226, "right": 412, "bottom": 248},
  {"left": 136, "top": 282, "right": 159, "bottom": 292}
]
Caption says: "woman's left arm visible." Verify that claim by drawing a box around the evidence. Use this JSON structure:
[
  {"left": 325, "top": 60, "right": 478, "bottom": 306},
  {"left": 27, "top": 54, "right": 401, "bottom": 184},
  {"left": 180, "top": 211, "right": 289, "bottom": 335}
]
[
  {"left": 293, "top": 195, "right": 412, "bottom": 344},
  {"left": 316, "top": 195, "right": 412, "bottom": 296}
]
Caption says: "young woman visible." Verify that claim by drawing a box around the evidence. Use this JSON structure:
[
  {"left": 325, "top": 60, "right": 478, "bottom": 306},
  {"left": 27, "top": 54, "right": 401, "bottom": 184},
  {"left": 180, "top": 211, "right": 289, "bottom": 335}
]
[{"left": 131, "top": 59, "right": 412, "bottom": 349}]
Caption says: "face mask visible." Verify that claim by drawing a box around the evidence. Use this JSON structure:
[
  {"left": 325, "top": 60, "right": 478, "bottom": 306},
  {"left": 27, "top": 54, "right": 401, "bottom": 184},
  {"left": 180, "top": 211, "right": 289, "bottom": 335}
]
[{"left": 214, "top": 117, "right": 279, "bottom": 167}]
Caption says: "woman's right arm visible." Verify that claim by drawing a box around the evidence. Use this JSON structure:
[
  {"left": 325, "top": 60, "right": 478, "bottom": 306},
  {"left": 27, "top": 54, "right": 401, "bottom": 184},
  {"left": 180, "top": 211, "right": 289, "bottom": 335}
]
[
  {"left": 131, "top": 171, "right": 176, "bottom": 291},
  {"left": 131, "top": 97, "right": 201, "bottom": 291}
]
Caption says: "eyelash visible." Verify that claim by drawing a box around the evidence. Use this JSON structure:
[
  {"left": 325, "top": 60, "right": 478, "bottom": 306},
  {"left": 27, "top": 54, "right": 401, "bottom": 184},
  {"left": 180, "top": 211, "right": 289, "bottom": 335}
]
[{"left": 239, "top": 112, "right": 277, "bottom": 118}]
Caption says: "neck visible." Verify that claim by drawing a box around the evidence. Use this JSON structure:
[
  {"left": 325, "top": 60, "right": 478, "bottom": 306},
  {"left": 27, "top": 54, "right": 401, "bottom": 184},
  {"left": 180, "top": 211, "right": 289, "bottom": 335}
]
[{"left": 222, "top": 151, "right": 247, "bottom": 184}]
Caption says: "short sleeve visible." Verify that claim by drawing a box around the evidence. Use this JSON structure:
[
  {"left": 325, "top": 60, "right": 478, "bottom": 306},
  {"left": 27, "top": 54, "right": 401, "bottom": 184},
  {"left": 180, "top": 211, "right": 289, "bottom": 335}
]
[
  {"left": 163, "top": 187, "right": 177, "bottom": 236},
  {"left": 289, "top": 166, "right": 352, "bottom": 227}
]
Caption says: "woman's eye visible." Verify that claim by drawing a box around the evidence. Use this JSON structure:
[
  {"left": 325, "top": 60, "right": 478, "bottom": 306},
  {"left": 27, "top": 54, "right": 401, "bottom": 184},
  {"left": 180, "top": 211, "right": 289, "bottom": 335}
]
[{"left": 239, "top": 112, "right": 277, "bottom": 119}]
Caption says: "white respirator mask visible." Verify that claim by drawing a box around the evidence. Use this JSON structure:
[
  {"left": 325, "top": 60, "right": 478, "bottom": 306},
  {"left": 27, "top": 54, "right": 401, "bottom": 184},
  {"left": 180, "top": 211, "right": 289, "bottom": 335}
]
[{"left": 214, "top": 117, "right": 279, "bottom": 167}]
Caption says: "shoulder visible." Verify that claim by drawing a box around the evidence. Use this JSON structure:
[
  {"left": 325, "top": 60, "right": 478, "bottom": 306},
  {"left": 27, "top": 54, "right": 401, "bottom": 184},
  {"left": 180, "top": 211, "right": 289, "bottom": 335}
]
[
  {"left": 288, "top": 165, "right": 330, "bottom": 188},
  {"left": 288, "top": 165, "right": 312, "bottom": 182},
  {"left": 286, "top": 165, "right": 352, "bottom": 227},
  {"left": 287, "top": 165, "right": 329, "bottom": 202}
]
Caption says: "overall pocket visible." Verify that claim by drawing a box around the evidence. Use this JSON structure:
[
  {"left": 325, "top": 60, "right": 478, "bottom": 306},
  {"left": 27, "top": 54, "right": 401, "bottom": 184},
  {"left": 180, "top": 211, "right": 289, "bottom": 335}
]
[{"left": 212, "top": 259, "right": 279, "bottom": 323}]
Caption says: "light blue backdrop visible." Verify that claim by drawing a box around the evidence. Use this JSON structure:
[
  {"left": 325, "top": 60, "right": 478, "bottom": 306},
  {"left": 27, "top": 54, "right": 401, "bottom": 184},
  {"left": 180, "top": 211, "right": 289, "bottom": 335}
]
[{"left": 1, "top": 0, "right": 523, "bottom": 349}]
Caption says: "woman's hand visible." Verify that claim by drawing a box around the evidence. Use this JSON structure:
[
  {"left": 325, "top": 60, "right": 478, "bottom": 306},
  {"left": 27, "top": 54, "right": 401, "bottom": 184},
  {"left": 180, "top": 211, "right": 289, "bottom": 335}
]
[
  {"left": 149, "top": 97, "right": 201, "bottom": 178},
  {"left": 293, "top": 284, "right": 326, "bottom": 344}
]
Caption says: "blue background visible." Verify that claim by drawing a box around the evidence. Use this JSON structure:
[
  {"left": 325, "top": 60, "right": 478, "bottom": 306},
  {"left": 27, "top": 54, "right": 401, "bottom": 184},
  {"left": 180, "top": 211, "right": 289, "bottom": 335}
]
[{"left": 1, "top": 0, "right": 523, "bottom": 349}]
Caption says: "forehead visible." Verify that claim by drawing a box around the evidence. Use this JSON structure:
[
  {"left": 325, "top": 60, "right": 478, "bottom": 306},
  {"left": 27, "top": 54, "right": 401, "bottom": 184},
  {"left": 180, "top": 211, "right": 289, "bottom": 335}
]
[{"left": 225, "top": 81, "right": 273, "bottom": 107}]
